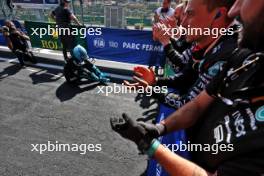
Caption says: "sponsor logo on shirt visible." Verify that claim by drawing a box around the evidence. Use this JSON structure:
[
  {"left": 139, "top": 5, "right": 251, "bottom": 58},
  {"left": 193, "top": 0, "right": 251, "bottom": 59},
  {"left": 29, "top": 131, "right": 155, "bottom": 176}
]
[{"left": 255, "top": 105, "right": 264, "bottom": 122}]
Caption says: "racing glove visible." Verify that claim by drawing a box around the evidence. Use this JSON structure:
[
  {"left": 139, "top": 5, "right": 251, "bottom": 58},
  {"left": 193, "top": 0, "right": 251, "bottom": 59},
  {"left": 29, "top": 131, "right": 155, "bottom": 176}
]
[
  {"left": 110, "top": 113, "right": 166, "bottom": 153},
  {"left": 92, "top": 65, "right": 110, "bottom": 83},
  {"left": 133, "top": 66, "right": 156, "bottom": 86}
]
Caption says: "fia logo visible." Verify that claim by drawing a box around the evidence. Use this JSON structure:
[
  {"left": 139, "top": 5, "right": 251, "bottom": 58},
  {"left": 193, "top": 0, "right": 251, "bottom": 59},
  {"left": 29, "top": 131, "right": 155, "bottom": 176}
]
[{"left": 93, "top": 38, "right": 105, "bottom": 48}]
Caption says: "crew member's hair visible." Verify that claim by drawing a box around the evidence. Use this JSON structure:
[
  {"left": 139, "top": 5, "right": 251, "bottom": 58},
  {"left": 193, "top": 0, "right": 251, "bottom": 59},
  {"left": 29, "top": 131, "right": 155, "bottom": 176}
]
[
  {"left": 203, "top": 0, "right": 235, "bottom": 11},
  {"left": 164, "top": 0, "right": 172, "bottom": 4}
]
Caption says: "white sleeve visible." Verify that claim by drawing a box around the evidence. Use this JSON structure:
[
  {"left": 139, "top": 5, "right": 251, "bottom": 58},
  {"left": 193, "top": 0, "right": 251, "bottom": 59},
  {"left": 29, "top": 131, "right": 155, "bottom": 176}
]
[
  {"left": 168, "top": 8, "right": 175, "bottom": 17},
  {"left": 155, "top": 7, "right": 162, "bottom": 15}
]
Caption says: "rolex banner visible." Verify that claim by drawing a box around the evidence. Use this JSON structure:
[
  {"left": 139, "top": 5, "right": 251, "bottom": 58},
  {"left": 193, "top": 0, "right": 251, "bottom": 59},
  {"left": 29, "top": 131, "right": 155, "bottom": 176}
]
[{"left": 24, "top": 21, "right": 87, "bottom": 51}]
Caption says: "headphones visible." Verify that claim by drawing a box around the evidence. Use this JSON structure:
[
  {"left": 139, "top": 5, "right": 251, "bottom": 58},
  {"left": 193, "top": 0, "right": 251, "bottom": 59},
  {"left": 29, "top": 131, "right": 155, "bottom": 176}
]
[
  {"left": 210, "top": 10, "right": 222, "bottom": 28},
  {"left": 214, "top": 10, "right": 222, "bottom": 20}
]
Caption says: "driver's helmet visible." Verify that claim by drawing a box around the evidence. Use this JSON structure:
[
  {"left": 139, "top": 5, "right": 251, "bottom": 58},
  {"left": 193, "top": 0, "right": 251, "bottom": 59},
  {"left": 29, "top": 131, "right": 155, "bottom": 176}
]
[{"left": 72, "top": 45, "right": 89, "bottom": 63}]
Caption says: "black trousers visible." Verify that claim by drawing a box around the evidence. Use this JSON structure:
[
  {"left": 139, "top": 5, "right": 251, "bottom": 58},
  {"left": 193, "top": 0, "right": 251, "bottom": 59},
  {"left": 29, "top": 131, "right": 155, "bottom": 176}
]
[{"left": 59, "top": 34, "right": 77, "bottom": 61}]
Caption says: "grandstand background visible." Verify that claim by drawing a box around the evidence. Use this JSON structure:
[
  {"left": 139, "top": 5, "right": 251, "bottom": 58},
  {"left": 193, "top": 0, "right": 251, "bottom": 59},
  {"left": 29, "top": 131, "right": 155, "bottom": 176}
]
[{"left": 0, "top": 0, "right": 186, "bottom": 29}]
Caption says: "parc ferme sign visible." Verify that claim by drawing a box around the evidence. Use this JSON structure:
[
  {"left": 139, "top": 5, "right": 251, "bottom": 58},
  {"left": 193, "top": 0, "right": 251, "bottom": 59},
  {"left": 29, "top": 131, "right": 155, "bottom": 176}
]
[
  {"left": 24, "top": 21, "right": 87, "bottom": 50},
  {"left": 24, "top": 21, "right": 165, "bottom": 66},
  {"left": 86, "top": 27, "right": 165, "bottom": 66}
]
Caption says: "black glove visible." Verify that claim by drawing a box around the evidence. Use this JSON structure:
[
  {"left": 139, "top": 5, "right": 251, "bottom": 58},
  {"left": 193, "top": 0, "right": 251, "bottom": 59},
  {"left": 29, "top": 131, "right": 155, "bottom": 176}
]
[
  {"left": 137, "top": 121, "right": 166, "bottom": 137},
  {"left": 110, "top": 113, "right": 166, "bottom": 153}
]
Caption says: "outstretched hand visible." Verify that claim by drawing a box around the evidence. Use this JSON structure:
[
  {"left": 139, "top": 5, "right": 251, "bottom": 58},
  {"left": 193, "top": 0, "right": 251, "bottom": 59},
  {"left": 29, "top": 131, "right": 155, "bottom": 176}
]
[
  {"left": 110, "top": 113, "right": 166, "bottom": 153},
  {"left": 123, "top": 66, "right": 156, "bottom": 89},
  {"left": 110, "top": 113, "right": 151, "bottom": 152},
  {"left": 152, "top": 22, "right": 172, "bottom": 45}
]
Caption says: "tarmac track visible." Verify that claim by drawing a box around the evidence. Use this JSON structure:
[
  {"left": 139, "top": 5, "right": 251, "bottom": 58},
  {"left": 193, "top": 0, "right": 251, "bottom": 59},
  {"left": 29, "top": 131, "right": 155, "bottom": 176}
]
[{"left": 0, "top": 58, "right": 159, "bottom": 176}]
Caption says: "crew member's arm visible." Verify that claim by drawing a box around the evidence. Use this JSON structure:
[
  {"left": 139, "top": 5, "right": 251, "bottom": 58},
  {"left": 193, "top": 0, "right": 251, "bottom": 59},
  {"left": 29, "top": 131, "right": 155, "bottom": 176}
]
[
  {"left": 17, "top": 31, "right": 30, "bottom": 40},
  {"left": 160, "top": 59, "right": 229, "bottom": 133},
  {"left": 170, "top": 37, "right": 191, "bottom": 53},
  {"left": 164, "top": 44, "right": 192, "bottom": 70},
  {"left": 156, "top": 65, "right": 222, "bottom": 109},
  {"left": 50, "top": 10, "right": 56, "bottom": 21},
  {"left": 153, "top": 143, "right": 214, "bottom": 176},
  {"left": 70, "top": 14, "right": 82, "bottom": 26},
  {"left": 162, "top": 90, "right": 214, "bottom": 132},
  {"left": 2, "top": 32, "right": 13, "bottom": 50},
  {"left": 6, "top": 37, "right": 13, "bottom": 51},
  {"left": 153, "top": 24, "right": 191, "bottom": 69},
  {"left": 154, "top": 12, "right": 160, "bottom": 23}
]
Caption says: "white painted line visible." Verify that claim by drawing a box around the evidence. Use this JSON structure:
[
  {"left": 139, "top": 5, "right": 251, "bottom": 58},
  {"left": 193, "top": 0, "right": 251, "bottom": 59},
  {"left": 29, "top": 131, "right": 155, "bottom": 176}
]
[
  {"left": 36, "top": 63, "right": 63, "bottom": 70},
  {"left": 42, "top": 72, "right": 63, "bottom": 78},
  {"left": 0, "top": 57, "right": 132, "bottom": 81},
  {"left": 0, "top": 46, "right": 146, "bottom": 70},
  {"left": 107, "top": 73, "right": 132, "bottom": 81},
  {"left": 0, "top": 57, "right": 18, "bottom": 63},
  {"left": 0, "top": 57, "right": 17, "bottom": 62},
  {"left": 26, "top": 68, "right": 39, "bottom": 72}
]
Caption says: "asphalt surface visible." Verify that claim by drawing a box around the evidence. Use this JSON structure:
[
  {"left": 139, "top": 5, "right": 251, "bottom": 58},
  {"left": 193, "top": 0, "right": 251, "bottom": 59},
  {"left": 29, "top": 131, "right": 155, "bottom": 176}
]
[{"left": 0, "top": 59, "right": 159, "bottom": 176}]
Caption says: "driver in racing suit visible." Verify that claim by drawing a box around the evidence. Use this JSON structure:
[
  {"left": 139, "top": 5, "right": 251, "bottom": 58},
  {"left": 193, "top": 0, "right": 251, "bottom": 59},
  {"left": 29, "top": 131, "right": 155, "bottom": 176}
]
[{"left": 70, "top": 45, "right": 110, "bottom": 83}]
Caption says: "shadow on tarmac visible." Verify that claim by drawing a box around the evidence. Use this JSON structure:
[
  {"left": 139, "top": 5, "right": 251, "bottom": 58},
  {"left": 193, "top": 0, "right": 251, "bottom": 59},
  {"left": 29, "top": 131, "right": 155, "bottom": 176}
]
[
  {"left": 135, "top": 93, "right": 159, "bottom": 123},
  {"left": 140, "top": 169, "right": 147, "bottom": 176},
  {"left": 0, "top": 62, "right": 21, "bottom": 80},
  {"left": 56, "top": 81, "right": 100, "bottom": 102},
  {"left": 135, "top": 93, "right": 156, "bottom": 109},
  {"left": 29, "top": 69, "right": 63, "bottom": 84}
]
